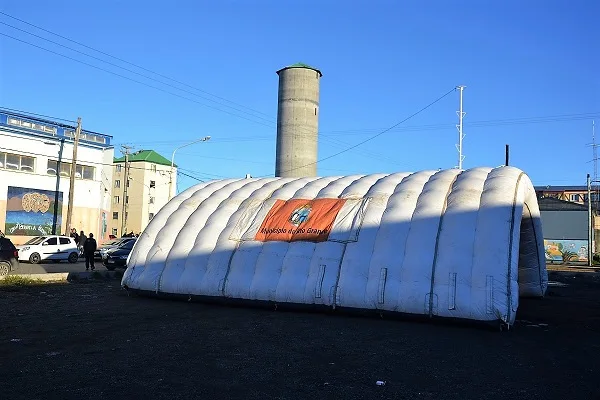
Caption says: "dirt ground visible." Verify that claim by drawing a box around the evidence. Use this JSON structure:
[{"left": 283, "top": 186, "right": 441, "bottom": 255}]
[{"left": 1, "top": 272, "right": 599, "bottom": 400}]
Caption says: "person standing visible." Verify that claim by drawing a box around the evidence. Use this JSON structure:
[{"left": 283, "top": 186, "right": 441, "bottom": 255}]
[
  {"left": 70, "top": 228, "right": 79, "bottom": 244},
  {"left": 78, "top": 230, "right": 87, "bottom": 257},
  {"left": 83, "top": 233, "right": 97, "bottom": 271}
]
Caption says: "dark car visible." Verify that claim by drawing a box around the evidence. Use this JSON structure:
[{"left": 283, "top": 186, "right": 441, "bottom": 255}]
[
  {"left": 102, "top": 239, "right": 136, "bottom": 271},
  {"left": 0, "top": 236, "right": 19, "bottom": 276},
  {"left": 95, "top": 237, "right": 136, "bottom": 260}
]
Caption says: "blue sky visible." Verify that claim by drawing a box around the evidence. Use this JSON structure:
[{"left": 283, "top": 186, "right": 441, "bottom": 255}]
[{"left": 0, "top": 1, "right": 598, "bottom": 191}]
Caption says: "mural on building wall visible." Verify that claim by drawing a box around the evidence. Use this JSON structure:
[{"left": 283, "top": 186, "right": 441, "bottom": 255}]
[
  {"left": 4, "top": 186, "right": 63, "bottom": 236},
  {"left": 544, "top": 239, "right": 588, "bottom": 263}
]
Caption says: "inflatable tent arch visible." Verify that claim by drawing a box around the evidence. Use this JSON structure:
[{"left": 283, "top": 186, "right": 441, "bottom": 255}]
[{"left": 122, "top": 166, "right": 547, "bottom": 326}]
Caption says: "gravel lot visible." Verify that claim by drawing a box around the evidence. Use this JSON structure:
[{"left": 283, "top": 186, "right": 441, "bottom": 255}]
[{"left": 0, "top": 271, "right": 599, "bottom": 400}]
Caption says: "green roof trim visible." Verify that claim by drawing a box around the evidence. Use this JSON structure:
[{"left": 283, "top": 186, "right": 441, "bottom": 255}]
[
  {"left": 276, "top": 62, "right": 322, "bottom": 77},
  {"left": 114, "top": 150, "right": 175, "bottom": 167}
]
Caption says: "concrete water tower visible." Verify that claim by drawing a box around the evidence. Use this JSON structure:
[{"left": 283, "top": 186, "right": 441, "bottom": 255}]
[{"left": 275, "top": 63, "right": 322, "bottom": 178}]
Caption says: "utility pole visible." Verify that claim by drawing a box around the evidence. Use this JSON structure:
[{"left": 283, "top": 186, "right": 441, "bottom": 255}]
[
  {"left": 65, "top": 117, "right": 81, "bottom": 235},
  {"left": 588, "top": 174, "right": 593, "bottom": 266},
  {"left": 593, "top": 121, "right": 597, "bottom": 212},
  {"left": 121, "top": 145, "right": 132, "bottom": 237},
  {"left": 455, "top": 85, "right": 466, "bottom": 170},
  {"left": 51, "top": 139, "right": 65, "bottom": 235}
]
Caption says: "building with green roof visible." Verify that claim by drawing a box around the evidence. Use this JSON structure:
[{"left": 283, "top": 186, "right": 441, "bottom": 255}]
[{"left": 110, "top": 149, "right": 175, "bottom": 237}]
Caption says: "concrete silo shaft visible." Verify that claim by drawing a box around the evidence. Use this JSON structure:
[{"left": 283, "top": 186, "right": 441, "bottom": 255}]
[{"left": 275, "top": 63, "right": 322, "bottom": 178}]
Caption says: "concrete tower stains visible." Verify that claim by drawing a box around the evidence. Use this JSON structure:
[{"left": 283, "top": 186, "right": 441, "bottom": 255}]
[{"left": 275, "top": 63, "right": 322, "bottom": 178}]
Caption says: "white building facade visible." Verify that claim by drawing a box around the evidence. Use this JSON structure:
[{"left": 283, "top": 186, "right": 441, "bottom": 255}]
[{"left": 0, "top": 110, "right": 114, "bottom": 245}]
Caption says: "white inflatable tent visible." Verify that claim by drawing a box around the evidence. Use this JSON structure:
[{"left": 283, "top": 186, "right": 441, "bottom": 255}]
[{"left": 122, "top": 167, "right": 547, "bottom": 326}]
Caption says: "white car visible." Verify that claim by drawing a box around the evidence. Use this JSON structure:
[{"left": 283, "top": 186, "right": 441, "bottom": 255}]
[{"left": 17, "top": 235, "right": 80, "bottom": 264}]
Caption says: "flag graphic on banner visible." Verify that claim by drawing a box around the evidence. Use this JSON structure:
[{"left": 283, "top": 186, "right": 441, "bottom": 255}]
[{"left": 254, "top": 198, "right": 347, "bottom": 242}]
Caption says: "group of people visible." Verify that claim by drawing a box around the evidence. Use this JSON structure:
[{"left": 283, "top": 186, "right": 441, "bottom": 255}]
[{"left": 69, "top": 229, "right": 97, "bottom": 271}]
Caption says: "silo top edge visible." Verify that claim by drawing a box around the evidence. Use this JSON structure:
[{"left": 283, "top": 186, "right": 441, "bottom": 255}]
[{"left": 276, "top": 62, "right": 322, "bottom": 77}]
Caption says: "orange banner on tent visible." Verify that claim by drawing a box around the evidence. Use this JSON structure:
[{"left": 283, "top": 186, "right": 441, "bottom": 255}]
[{"left": 255, "top": 198, "right": 347, "bottom": 242}]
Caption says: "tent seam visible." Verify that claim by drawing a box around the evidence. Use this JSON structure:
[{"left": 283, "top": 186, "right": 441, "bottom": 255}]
[
  {"left": 428, "top": 171, "right": 460, "bottom": 317},
  {"left": 506, "top": 172, "right": 525, "bottom": 326}
]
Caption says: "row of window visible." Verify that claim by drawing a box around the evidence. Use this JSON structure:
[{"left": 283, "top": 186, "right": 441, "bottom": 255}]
[
  {"left": 64, "top": 130, "right": 107, "bottom": 144},
  {"left": 111, "top": 212, "right": 154, "bottom": 220},
  {"left": 114, "top": 164, "right": 157, "bottom": 173},
  {"left": 114, "top": 179, "right": 156, "bottom": 188},
  {"left": 570, "top": 193, "right": 600, "bottom": 202},
  {"left": 540, "top": 192, "right": 600, "bottom": 202},
  {"left": 8, "top": 117, "right": 57, "bottom": 134},
  {"left": 0, "top": 151, "right": 35, "bottom": 172},
  {"left": 0, "top": 151, "right": 96, "bottom": 180},
  {"left": 7, "top": 117, "right": 109, "bottom": 145},
  {"left": 47, "top": 160, "right": 95, "bottom": 180},
  {"left": 113, "top": 196, "right": 155, "bottom": 204}
]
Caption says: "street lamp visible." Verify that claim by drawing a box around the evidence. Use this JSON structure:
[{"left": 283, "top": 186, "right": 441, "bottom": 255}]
[{"left": 168, "top": 136, "right": 211, "bottom": 200}]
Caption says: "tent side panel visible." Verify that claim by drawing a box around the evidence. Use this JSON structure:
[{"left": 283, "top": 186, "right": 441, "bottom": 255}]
[
  {"left": 431, "top": 168, "right": 491, "bottom": 319},
  {"left": 394, "top": 169, "right": 460, "bottom": 316},
  {"left": 470, "top": 168, "right": 523, "bottom": 322}
]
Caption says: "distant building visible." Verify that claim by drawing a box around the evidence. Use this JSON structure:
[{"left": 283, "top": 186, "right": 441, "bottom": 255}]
[
  {"left": 537, "top": 197, "right": 593, "bottom": 263},
  {"left": 0, "top": 109, "right": 114, "bottom": 244},
  {"left": 109, "top": 150, "right": 175, "bottom": 237},
  {"left": 534, "top": 185, "right": 597, "bottom": 204},
  {"left": 535, "top": 185, "right": 600, "bottom": 228}
]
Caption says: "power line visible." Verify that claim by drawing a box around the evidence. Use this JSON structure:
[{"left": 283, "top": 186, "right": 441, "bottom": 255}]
[
  {"left": 178, "top": 167, "right": 231, "bottom": 179},
  {"left": 0, "top": 106, "right": 77, "bottom": 124},
  {"left": 113, "top": 111, "right": 600, "bottom": 147},
  {"left": 0, "top": 20, "right": 275, "bottom": 124},
  {"left": 0, "top": 16, "right": 389, "bottom": 163},
  {"left": 0, "top": 11, "right": 272, "bottom": 119},
  {"left": 258, "top": 87, "right": 457, "bottom": 177},
  {"left": 0, "top": 32, "right": 277, "bottom": 128},
  {"left": 178, "top": 171, "right": 205, "bottom": 182}
]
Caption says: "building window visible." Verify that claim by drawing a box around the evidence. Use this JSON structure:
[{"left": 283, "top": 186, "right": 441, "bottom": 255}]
[
  {"left": 127, "top": 179, "right": 130, "bottom": 187},
  {"left": 8, "top": 117, "right": 57, "bottom": 134},
  {"left": 151, "top": 164, "right": 157, "bottom": 172},
  {"left": 0, "top": 151, "right": 36, "bottom": 173},
  {"left": 114, "top": 196, "right": 120, "bottom": 204},
  {"left": 115, "top": 180, "right": 121, "bottom": 188},
  {"left": 115, "top": 165, "right": 122, "bottom": 173},
  {"left": 149, "top": 213, "right": 155, "bottom": 221},
  {"left": 126, "top": 196, "right": 129, "bottom": 204},
  {"left": 65, "top": 130, "right": 107, "bottom": 144},
  {"left": 75, "top": 164, "right": 95, "bottom": 180},
  {"left": 150, "top": 180, "right": 155, "bottom": 188},
  {"left": 113, "top": 212, "right": 119, "bottom": 220},
  {"left": 46, "top": 160, "right": 95, "bottom": 180},
  {"left": 112, "top": 228, "right": 118, "bottom": 236},
  {"left": 570, "top": 194, "right": 580, "bottom": 202},
  {"left": 149, "top": 196, "right": 155, "bottom": 204}
]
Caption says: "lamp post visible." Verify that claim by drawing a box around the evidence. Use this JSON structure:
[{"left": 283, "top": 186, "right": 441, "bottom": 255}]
[
  {"left": 168, "top": 136, "right": 211, "bottom": 200},
  {"left": 44, "top": 140, "right": 65, "bottom": 235}
]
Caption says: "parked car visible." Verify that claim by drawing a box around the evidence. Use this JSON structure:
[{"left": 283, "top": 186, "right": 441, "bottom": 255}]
[
  {"left": 0, "top": 236, "right": 19, "bottom": 276},
  {"left": 94, "top": 237, "right": 136, "bottom": 260},
  {"left": 102, "top": 239, "right": 136, "bottom": 271},
  {"left": 17, "top": 235, "right": 79, "bottom": 264}
]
